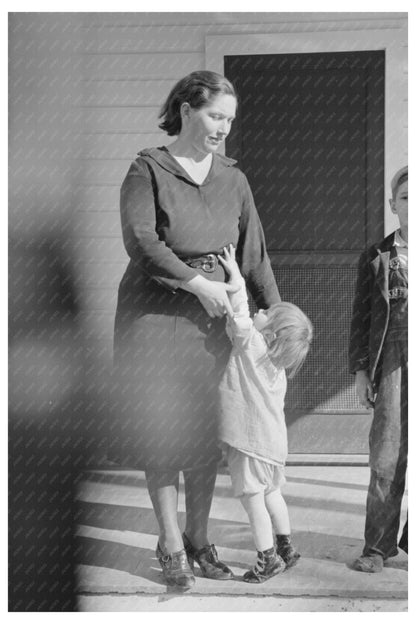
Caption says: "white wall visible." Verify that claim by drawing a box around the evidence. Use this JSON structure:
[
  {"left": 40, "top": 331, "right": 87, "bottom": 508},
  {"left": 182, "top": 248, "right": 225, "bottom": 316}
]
[
  {"left": 13, "top": 12, "right": 390, "bottom": 371},
  {"left": 77, "top": 12, "right": 408, "bottom": 361},
  {"left": 8, "top": 13, "right": 408, "bottom": 454}
]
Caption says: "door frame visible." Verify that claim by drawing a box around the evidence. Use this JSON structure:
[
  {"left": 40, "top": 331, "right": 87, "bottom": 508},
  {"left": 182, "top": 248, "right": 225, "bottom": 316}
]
[{"left": 205, "top": 29, "right": 407, "bottom": 236}]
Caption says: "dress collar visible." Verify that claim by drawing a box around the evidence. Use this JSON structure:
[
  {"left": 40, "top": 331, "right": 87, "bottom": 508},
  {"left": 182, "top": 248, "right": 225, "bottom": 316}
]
[{"left": 137, "top": 146, "right": 237, "bottom": 186}]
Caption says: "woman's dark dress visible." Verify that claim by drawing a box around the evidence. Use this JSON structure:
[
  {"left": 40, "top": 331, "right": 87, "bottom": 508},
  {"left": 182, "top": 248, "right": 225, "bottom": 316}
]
[{"left": 112, "top": 147, "right": 280, "bottom": 470}]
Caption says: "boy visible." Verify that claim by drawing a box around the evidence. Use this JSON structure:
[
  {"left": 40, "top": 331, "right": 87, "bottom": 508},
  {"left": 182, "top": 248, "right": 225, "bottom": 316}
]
[{"left": 349, "top": 166, "right": 408, "bottom": 573}]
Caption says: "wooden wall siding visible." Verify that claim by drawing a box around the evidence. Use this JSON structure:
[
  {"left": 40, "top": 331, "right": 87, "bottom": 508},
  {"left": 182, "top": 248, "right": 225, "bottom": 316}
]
[
  {"left": 80, "top": 19, "right": 407, "bottom": 54},
  {"left": 83, "top": 53, "right": 204, "bottom": 80},
  {"left": 80, "top": 133, "right": 167, "bottom": 159},
  {"left": 80, "top": 12, "right": 406, "bottom": 27},
  {"left": 76, "top": 185, "right": 122, "bottom": 212},
  {"left": 80, "top": 262, "right": 124, "bottom": 289},
  {"left": 77, "top": 12, "right": 407, "bottom": 365},
  {"left": 74, "top": 211, "right": 122, "bottom": 238},
  {"left": 82, "top": 107, "right": 162, "bottom": 133},
  {"left": 78, "top": 159, "right": 132, "bottom": 185},
  {"left": 73, "top": 237, "right": 125, "bottom": 264},
  {"left": 81, "top": 80, "right": 174, "bottom": 106}
]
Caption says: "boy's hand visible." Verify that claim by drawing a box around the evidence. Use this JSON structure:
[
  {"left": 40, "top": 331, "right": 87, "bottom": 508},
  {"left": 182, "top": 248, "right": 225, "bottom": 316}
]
[
  {"left": 355, "top": 370, "right": 375, "bottom": 409},
  {"left": 218, "top": 244, "right": 242, "bottom": 285}
]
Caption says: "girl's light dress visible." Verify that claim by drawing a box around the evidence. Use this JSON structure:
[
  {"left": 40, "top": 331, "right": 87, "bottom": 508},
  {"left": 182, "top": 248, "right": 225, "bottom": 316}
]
[{"left": 218, "top": 278, "right": 288, "bottom": 495}]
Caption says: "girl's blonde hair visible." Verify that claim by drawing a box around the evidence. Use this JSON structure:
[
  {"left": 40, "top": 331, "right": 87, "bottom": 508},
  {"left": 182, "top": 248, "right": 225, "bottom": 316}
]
[{"left": 260, "top": 302, "right": 313, "bottom": 378}]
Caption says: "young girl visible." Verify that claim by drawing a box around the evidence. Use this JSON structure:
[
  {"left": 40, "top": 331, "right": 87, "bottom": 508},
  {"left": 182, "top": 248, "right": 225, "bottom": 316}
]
[{"left": 218, "top": 245, "right": 313, "bottom": 583}]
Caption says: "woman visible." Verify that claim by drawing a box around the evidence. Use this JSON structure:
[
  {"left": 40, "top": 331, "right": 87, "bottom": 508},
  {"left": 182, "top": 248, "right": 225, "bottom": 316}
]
[{"left": 112, "top": 71, "right": 280, "bottom": 589}]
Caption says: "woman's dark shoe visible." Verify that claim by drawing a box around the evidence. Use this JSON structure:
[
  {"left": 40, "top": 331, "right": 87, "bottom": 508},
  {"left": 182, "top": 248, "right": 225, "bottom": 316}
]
[
  {"left": 182, "top": 532, "right": 234, "bottom": 580},
  {"left": 156, "top": 542, "right": 195, "bottom": 589},
  {"left": 275, "top": 534, "right": 301, "bottom": 569},
  {"left": 243, "top": 546, "right": 286, "bottom": 583}
]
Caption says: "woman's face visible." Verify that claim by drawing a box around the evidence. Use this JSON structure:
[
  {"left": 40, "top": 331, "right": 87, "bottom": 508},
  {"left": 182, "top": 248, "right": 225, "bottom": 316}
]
[{"left": 182, "top": 93, "right": 237, "bottom": 155}]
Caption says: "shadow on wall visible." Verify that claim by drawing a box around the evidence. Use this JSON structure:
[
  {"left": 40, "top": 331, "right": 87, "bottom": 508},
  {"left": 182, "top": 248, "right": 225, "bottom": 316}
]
[
  {"left": 8, "top": 12, "right": 91, "bottom": 611},
  {"left": 8, "top": 236, "right": 104, "bottom": 611}
]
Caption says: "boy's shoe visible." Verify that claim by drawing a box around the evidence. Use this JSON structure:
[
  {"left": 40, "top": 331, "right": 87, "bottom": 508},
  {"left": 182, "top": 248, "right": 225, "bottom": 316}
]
[
  {"left": 352, "top": 553, "right": 383, "bottom": 573},
  {"left": 243, "top": 546, "right": 286, "bottom": 583},
  {"left": 276, "top": 534, "right": 301, "bottom": 569}
]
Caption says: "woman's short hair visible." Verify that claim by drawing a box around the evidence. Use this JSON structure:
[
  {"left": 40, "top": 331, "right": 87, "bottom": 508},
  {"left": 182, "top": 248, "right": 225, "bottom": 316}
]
[
  {"left": 261, "top": 302, "right": 313, "bottom": 378},
  {"left": 158, "top": 70, "right": 237, "bottom": 136}
]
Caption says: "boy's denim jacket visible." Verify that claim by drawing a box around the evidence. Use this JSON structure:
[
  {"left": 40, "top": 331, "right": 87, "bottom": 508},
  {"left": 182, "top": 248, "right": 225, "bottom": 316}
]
[{"left": 349, "top": 231, "right": 398, "bottom": 390}]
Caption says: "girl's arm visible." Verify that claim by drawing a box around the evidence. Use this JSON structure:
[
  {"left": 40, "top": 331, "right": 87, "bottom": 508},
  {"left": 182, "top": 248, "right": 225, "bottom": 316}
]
[{"left": 218, "top": 245, "right": 251, "bottom": 323}]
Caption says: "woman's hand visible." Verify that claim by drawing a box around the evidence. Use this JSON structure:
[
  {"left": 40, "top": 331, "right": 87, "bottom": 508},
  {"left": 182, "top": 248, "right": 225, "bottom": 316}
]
[
  {"left": 355, "top": 369, "right": 375, "bottom": 409},
  {"left": 181, "top": 274, "right": 238, "bottom": 318}
]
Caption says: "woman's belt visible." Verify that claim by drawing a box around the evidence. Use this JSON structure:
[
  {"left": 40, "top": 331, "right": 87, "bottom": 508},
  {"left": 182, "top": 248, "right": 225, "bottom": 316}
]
[{"left": 183, "top": 253, "right": 219, "bottom": 273}]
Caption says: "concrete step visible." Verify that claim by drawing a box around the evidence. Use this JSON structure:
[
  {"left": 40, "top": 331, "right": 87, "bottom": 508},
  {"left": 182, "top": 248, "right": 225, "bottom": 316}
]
[{"left": 75, "top": 466, "right": 408, "bottom": 603}]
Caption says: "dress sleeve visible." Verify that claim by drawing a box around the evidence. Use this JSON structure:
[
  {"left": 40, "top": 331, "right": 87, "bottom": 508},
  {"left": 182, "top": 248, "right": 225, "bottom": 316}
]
[
  {"left": 237, "top": 173, "right": 281, "bottom": 309},
  {"left": 120, "top": 159, "right": 197, "bottom": 286},
  {"left": 348, "top": 247, "right": 374, "bottom": 374}
]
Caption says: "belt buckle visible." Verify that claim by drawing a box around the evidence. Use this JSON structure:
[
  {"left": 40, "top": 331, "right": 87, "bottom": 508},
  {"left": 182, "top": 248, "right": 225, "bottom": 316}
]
[{"left": 201, "top": 254, "right": 217, "bottom": 273}]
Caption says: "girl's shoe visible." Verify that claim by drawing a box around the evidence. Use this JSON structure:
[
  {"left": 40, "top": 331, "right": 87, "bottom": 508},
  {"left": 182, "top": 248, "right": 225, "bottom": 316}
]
[
  {"left": 155, "top": 542, "right": 195, "bottom": 589},
  {"left": 243, "top": 546, "right": 286, "bottom": 583},
  {"left": 275, "top": 534, "right": 301, "bottom": 569},
  {"left": 182, "top": 532, "right": 234, "bottom": 580}
]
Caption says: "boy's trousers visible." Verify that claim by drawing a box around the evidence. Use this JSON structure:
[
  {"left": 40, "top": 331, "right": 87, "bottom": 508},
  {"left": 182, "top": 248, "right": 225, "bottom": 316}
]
[{"left": 363, "top": 338, "right": 408, "bottom": 558}]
